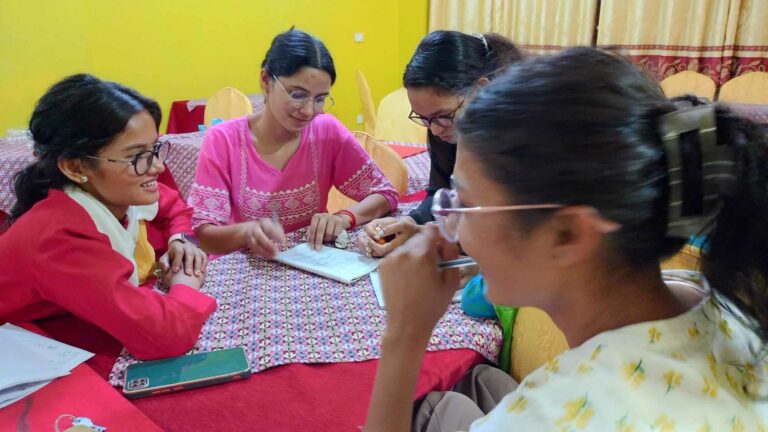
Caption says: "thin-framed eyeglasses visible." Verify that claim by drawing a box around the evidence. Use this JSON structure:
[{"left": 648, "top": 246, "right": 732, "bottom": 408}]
[
  {"left": 272, "top": 74, "right": 335, "bottom": 112},
  {"left": 408, "top": 100, "right": 464, "bottom": 129},
  {"left": 430, "top": 187, "right": 563, "bottom": 242},
  {"left": 83, "top": 140, "right": 171, "bottom": 176}
]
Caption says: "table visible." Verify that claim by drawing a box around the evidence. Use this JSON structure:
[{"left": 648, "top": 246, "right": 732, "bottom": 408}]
[
  {"left": 166, "top": 94, "right": 265, "bottom": 134},
  {"left": 7, "top": 214, "right": 499, "bottom": 432}
]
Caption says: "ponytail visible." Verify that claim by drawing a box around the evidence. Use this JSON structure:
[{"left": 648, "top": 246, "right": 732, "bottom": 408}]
[
  {"left": 702, "top": 105, "right": 768, "bottom": 341},
  {"left": 8, "top": 159, "right": 70, "bottom": 224}
]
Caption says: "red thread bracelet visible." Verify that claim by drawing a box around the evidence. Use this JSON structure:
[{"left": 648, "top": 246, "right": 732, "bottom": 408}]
[{"left": 335, "top": 209, "right": 357, "bottom": 229}]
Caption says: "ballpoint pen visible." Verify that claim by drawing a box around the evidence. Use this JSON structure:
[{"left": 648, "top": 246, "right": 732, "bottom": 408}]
[{"left": 438, "top": 257, "right": 477, "bottom": 269}]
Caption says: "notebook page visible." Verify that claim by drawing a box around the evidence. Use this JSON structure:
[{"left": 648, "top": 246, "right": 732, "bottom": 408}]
[{"left": 274, "top": 243, "right": 379, "bottom": 284}]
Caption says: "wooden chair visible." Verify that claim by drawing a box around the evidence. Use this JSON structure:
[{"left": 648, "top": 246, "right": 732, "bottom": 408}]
[
  {"left": 203, "top": 87, "right": 253, "bottom": 126},
  {"left": 326, "top": 132, "right": 409, "bottom": 214},
  {"left": 374, "top": 88, "right": 427, "bottom": 144},
  {"left": 660, "top": 71, "right": 716, "bottom": 100},
  {"left": 718, "top": 72, "right": 768, "bottom": 104},
  {"left": 357, "top": 70, "right": 377, "bottom": 135}
]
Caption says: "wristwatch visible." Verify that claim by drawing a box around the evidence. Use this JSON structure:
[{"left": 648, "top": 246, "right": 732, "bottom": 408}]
[{"left": 168, "top": 233, "right": 200, "bottom": 248}]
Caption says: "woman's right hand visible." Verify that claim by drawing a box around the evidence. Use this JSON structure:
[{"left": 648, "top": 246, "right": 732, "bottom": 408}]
[
  {"left": 240, "top": 218, "right": 285, "bottom": 258},
  {"left": 358, "top": 216, "right": 418, "bottom": 257},
  {"left": 378, "top": 224, "right": 460, "bottom": 341}
]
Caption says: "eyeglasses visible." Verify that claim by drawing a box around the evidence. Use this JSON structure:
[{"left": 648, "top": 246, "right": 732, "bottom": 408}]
[
  {"left": 430, "top": 187, "right": 563, "bottom": 242},
  {"left": 84, "top": 140, "right": 171, "bottom": 176},
  {"left": 272, "top": 74, "right": 335, "bottom": 112},
  {"left": 408, "top": 100, "right": 464, "bottom": 129}
]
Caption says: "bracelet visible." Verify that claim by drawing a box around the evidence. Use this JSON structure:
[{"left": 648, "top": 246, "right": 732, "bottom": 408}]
[{"left": 335, "top": 209, "right": 357, "bottom": 229}]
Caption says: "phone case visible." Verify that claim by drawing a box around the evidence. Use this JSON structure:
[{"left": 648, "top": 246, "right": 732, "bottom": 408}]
[{"left": 123, "top": 347, "right": 251, "bottom": 398}]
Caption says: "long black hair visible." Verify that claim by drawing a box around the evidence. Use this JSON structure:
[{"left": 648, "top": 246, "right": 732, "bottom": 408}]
[
  {"left": 8, "top": 73, "right": 161, "bottom": 224},
  {"left": 262, "top": 28, "right": 336, "bottom": 84},
  {"left": 403, "top": 30, "right": 523, "bottom": 94},
  {"left": 458, "top": 47, "right": 768, "bottom": 341}
]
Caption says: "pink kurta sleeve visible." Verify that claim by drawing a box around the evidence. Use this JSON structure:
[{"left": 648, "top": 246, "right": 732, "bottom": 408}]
[
  {"left": 188, "top": 127, "right": 235, "bottom": 230},
  {"left": 325, "top": 117, "right": 399, "bottom": 212}
]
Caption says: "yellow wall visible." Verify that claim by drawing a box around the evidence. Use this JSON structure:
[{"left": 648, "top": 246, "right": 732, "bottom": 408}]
[{"left": 0, "top": 0, "right": 428, "bottom": 136}]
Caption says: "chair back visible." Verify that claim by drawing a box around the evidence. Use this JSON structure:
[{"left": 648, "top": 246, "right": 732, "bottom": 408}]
[
  {"left": 204, "top": 87, "right": 254, "bottom": 126},
  {"left": 357, "top": 70, "right": 377, "bottom": 135},
  {"left": 374, "top": 88, "right": 427, "bottom": 144},
  {"left": 718, "top": 72, "right": 768, "bottom": 104},
  {"left": 660, "top": 71, "right": 716, "bottom": 100}
]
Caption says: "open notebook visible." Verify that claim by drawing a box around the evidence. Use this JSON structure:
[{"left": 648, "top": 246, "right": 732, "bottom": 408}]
[{"left": 274, "top": 243, "right": 379, "bottom": 284}]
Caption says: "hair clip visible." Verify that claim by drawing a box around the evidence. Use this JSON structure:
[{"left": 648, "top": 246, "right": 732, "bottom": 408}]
[{"left": 658, "top": 105, "right": 735, "bottom": 238}]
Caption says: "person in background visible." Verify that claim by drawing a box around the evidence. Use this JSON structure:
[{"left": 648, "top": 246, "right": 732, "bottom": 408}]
[
  {"left": 366, "top": 48, "right": 768, "bottom": 431},
  {"left": 189, "top": 28, "right": 398, "bottom": 256},
  {"left": 359, "top": 30, "right": 522, "bottom": 257},
  {"left": 0, "top": 74, "right": 216, "bottom": 360}
]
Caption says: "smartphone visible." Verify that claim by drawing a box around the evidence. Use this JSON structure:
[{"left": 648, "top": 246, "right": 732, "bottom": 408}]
[{"left": 123, "top": 347, "right": 251, "bottom": 398}]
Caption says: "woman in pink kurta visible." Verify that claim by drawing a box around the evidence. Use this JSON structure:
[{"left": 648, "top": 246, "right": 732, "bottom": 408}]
[{"left": 189, "top": 28, "right": 398, "bottom": 256}]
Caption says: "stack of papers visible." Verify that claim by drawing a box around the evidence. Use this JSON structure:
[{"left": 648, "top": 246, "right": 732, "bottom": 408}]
[
  {"left": 0, "top": 323, "right": 93, "bottom": 408},
  {"left": 274, "top": 243, "right": 379, "bottom": 284}
]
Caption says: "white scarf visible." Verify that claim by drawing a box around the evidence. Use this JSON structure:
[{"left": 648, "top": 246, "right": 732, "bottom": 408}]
[{"left": 64, "top": 185, "right": 158, "bottom": 285}]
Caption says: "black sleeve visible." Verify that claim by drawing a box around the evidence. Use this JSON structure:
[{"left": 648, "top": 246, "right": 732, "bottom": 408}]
[{"left": 409, "top": 133, "right": 456, "bottom": 225}]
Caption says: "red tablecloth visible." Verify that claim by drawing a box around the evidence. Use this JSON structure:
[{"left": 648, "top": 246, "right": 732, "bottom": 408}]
[{"left": 30, "top": 315, "right": 484, "bottom": 432}]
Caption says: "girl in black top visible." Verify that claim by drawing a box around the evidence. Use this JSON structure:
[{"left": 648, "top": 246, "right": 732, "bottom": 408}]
[{"left": 360, "top": 30, "right": 522, "bottom": 257}]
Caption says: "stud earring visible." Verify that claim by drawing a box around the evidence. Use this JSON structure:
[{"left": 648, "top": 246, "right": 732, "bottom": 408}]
[{"left": 80, "top": 175, "right": 88, "bottom": 183}]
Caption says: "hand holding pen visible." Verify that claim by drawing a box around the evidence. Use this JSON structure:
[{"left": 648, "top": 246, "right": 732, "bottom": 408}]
[{"left": 242, "top": 210, "right": 285, "bottom": 258}]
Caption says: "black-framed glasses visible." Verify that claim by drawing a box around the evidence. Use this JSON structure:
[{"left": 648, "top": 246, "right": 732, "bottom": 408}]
[
  {"left": 272, "top": 74, "right": 335, "bottom": 112},
  {"left": 84, "top": 140, "right": 171, "bottom": 176},
  {"left": 408, "top": 100, "right": 464, "bottom": 128}
]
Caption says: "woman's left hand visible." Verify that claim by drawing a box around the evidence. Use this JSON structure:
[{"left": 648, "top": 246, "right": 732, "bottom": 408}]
[
  {"left": 307, "top": 212, "right": 350, "bottom": 251},
  {"left": 160, "top": 240, "right": 208, "bottom": 277}
]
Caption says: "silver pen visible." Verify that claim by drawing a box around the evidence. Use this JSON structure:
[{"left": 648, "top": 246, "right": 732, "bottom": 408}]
[{"left": 438, "top": 257, "right": 477, "bottom": 269}]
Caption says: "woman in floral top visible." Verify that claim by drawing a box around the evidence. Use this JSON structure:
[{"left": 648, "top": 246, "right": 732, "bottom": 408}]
[{"left": 365, "top": 48, "right": 768, "bottom": 431}]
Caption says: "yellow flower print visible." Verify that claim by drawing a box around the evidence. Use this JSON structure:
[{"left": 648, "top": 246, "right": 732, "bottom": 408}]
[
  {"left": 622, "top": 360, "right": 646, "bottom": 388},
  {"left": 577, "top": 362, "right": 594, "bottom": 374},
  {"left": 688, "top": 324, "right": 700, "bottom": 338},
  {"left": 719, "top": 319, "right": 733, "bottom": 339},
  {"left": 731, "top": 416, "right": 744, "bottom": 432},
  {"left": 707, "top": 353, "right": 718, "bottom": 376},
  {"left": 649, "top": 327, "right": 662, "bottom": 344},
  {"left": 546, "top": 358, "right": 560, "bottom": 373},
  {"left": 697, "top": 423, "right": 711, "bottom": 432},
  {"left": 652, "top": 415, "right": 675, "bottom": 432},
  {"left": 554, "top": 396, "right": 594, "bottom": 431},
  {"left": 671, "top": 352, "right": 687, "bottom": 361},
  {"left": 725, "top": 371, "right": 741, "bottom": 394},
  {"left": 757, "top": 421, "right": 766, "bottom": 432},
  {"left": 524, "top": 380, "right": 537, "bottom": 389},
  {"left": 590, "top": 345, "right": 604, "bottom": 361},
  {"left": 702, "top": 377, "right": 718, "bottom": 397},
  {"left": 506, "top": 396, "right": 527, "bottom": 414},
  {"left": 663, "top": 370, "right": 682, "bottom": 393},
  {"left": 616, "top": 415, "right": 635, "bottom": 432}
]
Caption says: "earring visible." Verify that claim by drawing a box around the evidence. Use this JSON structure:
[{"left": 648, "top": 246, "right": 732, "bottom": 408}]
[{"left": 80, "top": 175, "right": 88, "bottom": 183}]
